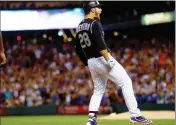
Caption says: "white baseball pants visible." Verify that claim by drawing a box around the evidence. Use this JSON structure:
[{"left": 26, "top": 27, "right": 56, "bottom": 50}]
[{"left": 87, "top": 54, "right": 141, "bottom": 117}]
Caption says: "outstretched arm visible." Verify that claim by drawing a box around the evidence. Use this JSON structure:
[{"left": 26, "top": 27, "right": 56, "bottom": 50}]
[
  {"left": 0, "top": 32, "right": 4, "bottom": 52},
  {"left": 0, "top": 32, "right": 6, "bottom": 66}
]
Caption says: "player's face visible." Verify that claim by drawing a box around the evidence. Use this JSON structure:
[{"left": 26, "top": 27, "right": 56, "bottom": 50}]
[{"left": 95, "top": 7, "right": 102, "bottom": 15}]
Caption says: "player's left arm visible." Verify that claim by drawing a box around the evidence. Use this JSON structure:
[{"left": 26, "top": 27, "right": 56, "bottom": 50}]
[
  {"left": 91, "top": 21, "right": 110, "bottom": 60},
  {"left": 92, "top": 21, "right": 115, "bottom": 68}
]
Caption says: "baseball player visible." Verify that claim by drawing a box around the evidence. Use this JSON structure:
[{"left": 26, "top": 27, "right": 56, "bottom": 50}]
[
  {"left": 74, "top": 1, "right": 152, "bottom": 125},
  {"left": 0, "top": 32, "right": 6, "bottom": 66}
]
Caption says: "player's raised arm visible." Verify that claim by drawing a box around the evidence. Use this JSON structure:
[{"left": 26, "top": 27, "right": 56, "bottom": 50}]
[
  {"left": 0, "top": 32, "right": 6, "bottom": 66},
  {"left": 0, "top": 32, "right": 4, "bottom": 52}
]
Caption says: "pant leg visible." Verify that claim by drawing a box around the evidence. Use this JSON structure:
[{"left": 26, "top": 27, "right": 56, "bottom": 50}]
[
  {"left": 107, "top": 56, "right": 141, "bottom": 117},
  {"left": 88, "top": 58, "right": 108, "bottom": 112},
  {"left": 88, "top": 71, "right": 108, "bottom": 112}
]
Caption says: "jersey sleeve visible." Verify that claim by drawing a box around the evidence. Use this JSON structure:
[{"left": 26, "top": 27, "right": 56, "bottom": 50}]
[
  {"left": 92, "top": 20, "right": 107, "bottom": 51},
  {"left": 73, "top": 38, "right": 88, "bottom": 66}
]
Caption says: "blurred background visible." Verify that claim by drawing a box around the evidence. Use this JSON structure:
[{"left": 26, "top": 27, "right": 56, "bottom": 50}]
[{"left": 0, "top": 1, "right": 175, "bottom": 116}]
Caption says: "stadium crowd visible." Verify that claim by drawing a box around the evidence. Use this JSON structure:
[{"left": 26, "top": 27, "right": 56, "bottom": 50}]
[{"left": 0, "top": 37, "right": 175, "bottom": 108}]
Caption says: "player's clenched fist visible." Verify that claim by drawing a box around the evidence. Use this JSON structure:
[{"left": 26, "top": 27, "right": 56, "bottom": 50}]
[{"left": 107, "top": 59, "right": 115, "bottom": 68}]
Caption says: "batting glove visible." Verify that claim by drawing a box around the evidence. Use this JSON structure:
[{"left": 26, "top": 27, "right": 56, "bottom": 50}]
[{"left": 107, "top": 60, "right": 115, "bottom": 68}]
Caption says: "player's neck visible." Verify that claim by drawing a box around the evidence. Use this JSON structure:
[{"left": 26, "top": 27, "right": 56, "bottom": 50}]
[
  {"left": 85, "top": 13, "right": 94, "bottom": 19},
  {"left": 85, "top": 13, "right": 100, "bottom": 20}
]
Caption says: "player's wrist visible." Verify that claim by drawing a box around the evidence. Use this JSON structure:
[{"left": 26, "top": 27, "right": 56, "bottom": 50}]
[{"left": 107, "top": 59, "right": 115, "bottom": 68}]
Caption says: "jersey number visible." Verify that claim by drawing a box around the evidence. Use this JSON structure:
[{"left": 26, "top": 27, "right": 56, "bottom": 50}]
[{"left": 78, "top": 33, "right": 91, "bottom": 49}]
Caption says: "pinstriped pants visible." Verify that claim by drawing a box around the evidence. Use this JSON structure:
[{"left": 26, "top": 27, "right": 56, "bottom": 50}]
[{"left": 87, "top": 54, "right": 141, "bottom": 117}]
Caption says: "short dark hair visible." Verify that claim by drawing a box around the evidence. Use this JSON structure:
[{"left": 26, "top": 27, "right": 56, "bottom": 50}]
[{"left": 83, "top": 1, "right": 91, "bottom": 14}]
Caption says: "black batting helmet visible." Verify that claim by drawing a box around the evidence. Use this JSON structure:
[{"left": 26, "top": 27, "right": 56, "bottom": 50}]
[{"left": 83, "top": 1, "right": 103, "bottom": 13}]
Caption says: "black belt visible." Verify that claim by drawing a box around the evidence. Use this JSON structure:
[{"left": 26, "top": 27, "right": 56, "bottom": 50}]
[{"left": 87, "top": 55, "right": 101, "bottom": 59}]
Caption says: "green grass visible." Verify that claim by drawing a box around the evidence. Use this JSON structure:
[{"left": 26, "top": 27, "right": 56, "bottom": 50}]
[{"left": 1, "top": 115, "right": 175, "bottom": 125}]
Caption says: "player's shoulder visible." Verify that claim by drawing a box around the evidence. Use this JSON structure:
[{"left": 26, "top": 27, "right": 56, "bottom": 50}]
[
  {"left": 81, "top": 18, "right": 96, "bottom": 24},
  {"left": 92, "top": 19, "right": 102, "bottom": 28}
]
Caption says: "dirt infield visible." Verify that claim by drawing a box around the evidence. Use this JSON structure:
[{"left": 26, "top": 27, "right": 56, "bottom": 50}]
[{"left": 99, "top": 111, "right": 175, "bottom": 120}]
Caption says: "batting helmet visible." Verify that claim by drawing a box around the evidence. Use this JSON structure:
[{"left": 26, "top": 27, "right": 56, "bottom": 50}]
[{"left": 83, "top": 1, "right": 103, "bottom": 13}]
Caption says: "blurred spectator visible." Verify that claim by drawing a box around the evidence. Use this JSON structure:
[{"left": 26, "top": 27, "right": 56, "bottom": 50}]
[{"left": 1, "top": 36, "right": 175, "bottom": 108}]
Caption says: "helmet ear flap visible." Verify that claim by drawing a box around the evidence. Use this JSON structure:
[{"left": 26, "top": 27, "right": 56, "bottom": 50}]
[{"left": 84, "top": 8, "right": 90, "bottom": 14}]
